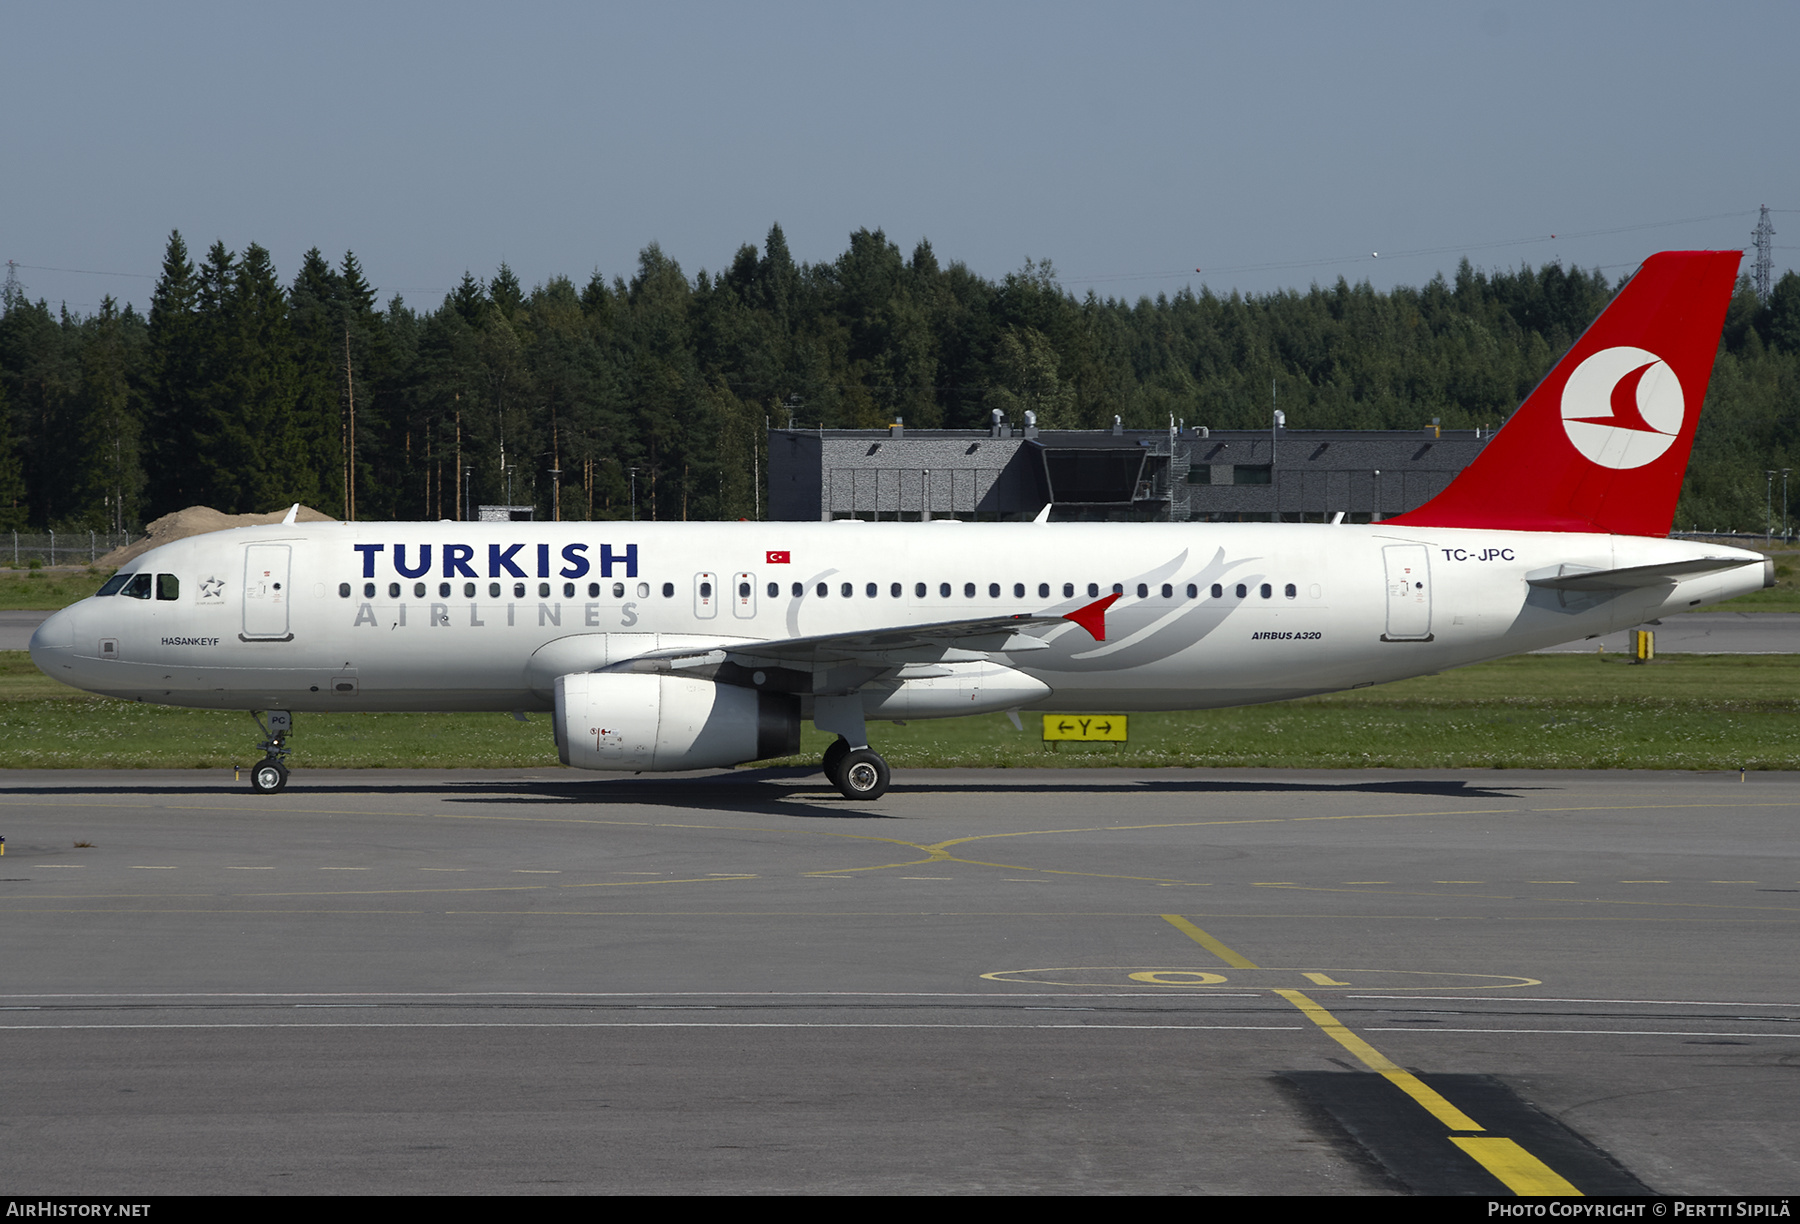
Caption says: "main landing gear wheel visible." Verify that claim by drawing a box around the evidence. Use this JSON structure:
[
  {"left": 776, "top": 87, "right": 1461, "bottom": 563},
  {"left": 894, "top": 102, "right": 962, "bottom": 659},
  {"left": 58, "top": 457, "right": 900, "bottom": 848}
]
[
  {"left": 822, "top": 736, "right": 852, "bottom": 786},
  {"left": 833, "top": 748, "right": 890, "bottom": 801},
  {"left": 250, "top": 758, "right": 289, "bottom": 794}
]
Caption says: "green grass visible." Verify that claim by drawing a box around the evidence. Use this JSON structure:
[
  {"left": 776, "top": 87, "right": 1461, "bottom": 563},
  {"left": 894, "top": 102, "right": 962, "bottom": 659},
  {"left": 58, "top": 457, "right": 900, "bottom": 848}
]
[
  {"left": 0, "top": 567, "right": 115, "bottom": 610},
  {"left": 2, "top": 651, "right": 1796, "bottom": 772}
]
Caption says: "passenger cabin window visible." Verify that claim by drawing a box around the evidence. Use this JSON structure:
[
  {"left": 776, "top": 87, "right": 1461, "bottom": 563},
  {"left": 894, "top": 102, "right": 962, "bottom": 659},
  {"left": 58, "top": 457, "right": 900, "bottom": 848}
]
[
  {"left": 1211, "top": 583, "right": 1223, "bottom": 598},
  {"left": 1260, "top": 583, "right": 1272, "bottom": 599},
  {"left": 388, "top": 582, "right": 400, "bottom": 598},
  {"left": 1235, "top": 583, "right": 1247, "bottom": 598},
  {"left": 1038, "top": 583, "right": 1049, "bottom": 598},
  {"left": 1063, "top": 583, "right": 1074, "bottom": 598},
  {"left": 339, "top": 582, "right": 352, "bottom": 598},
  {"left": 364, "top": 582, "right": 376, "bottom": 598},
  {"left": 792, "top": 582, "right": 803, "bottom": 597},
  {"left": 661, "top": 582, "right": 674, "bottom": 598},
  {"left": 1285, "top": 583, "right": 1297, "bottom": 599},
  {"left": 121, "top": 573, "right": 153, "bottom": 600},
  {"left": 767, "top": 581, "right": 779, "bottom": 598}
]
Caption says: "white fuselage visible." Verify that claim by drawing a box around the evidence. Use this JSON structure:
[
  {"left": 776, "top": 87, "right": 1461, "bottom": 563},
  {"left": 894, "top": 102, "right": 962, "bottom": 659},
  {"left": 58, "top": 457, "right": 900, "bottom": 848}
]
[{"left": 28, "top": 519, "right": 1766, "bottom": 715}]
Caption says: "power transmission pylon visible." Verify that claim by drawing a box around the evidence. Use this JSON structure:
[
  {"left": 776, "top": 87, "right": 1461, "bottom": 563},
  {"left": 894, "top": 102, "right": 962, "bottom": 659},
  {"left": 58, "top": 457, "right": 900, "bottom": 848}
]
[{"left": 1752, "top": 205, "right": 1776, "bottom": 300}]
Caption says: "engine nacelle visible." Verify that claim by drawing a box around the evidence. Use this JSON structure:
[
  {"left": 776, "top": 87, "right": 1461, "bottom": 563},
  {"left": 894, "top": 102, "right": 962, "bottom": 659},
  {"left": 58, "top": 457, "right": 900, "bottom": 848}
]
[{"left": 554, "top": 672, "right": 799, "bottom": 772}]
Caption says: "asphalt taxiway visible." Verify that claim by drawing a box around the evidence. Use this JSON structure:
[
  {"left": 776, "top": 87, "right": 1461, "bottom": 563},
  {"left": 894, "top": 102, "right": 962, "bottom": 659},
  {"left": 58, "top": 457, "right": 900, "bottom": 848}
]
[{"left": 3, "top": 766, "right": 1798, "bottom": 1195}]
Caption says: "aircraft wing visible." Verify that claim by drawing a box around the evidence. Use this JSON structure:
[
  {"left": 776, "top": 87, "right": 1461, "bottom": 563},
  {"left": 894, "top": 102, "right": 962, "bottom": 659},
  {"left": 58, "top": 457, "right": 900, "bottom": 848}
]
[{"left": 608, "top": 595, "right": 1120, "bottom": 675}]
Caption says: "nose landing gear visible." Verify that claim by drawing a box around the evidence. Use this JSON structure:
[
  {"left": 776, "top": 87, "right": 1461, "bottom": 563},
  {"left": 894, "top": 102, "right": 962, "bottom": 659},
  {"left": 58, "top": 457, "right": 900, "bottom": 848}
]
[
  {"left": 250, "top": 757, "right": 288, "bottom": 793},
  {"left": 248, "top": 710, "right": 292, "bottom": 793}
]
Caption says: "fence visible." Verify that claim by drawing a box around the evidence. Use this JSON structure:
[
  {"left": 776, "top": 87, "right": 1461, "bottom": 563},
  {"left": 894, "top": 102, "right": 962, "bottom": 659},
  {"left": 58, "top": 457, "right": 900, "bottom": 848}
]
[
  {"left": 1670, "top": 531, "right": 1796, "bottom": 545},
  {"left": 6, "top": 531, "right": 135, "bottom": 568}
]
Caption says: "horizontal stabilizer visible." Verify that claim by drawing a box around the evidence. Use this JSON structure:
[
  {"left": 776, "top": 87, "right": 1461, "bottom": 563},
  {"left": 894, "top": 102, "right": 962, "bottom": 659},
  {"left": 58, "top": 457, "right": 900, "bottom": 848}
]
[{"left": 1526, "top": 557, "right": 1764, "bottom": 591}]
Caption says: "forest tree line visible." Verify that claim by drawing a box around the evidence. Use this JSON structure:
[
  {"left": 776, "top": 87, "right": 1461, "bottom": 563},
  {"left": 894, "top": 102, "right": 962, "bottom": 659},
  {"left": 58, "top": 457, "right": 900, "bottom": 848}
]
[{"left": 1, "top": 226, "right": 1797, "bottom": 535}]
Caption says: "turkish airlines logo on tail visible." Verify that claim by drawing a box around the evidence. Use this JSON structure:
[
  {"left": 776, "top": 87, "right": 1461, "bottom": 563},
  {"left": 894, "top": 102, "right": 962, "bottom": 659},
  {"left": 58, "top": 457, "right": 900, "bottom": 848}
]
[{"left": 1560, "top": 345, "right": 1685, "bottom": 470}]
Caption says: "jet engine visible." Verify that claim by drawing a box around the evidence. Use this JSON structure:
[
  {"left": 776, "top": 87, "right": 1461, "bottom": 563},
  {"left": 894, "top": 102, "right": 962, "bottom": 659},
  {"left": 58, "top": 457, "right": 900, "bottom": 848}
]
[{"left": 554, "top": 672, "right": 800, "bottom": 771}]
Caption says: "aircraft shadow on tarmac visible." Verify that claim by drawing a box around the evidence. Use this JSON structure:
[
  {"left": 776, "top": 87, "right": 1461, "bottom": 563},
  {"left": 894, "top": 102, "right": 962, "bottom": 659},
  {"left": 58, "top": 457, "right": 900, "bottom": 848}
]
[
  {"left": 0, "top": 769, "right": 1545, "bottom": 822},
  {"left": 429, "top": 770, "right": 1547, "bottom": 819}
]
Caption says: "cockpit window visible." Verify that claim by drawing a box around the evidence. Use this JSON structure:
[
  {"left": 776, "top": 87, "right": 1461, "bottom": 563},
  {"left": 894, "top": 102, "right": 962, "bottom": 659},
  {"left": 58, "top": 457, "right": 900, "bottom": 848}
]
[
  {"left": 120, "top": 573, "right": 153, "bottom": 600},
  {"left": 156, "top": 574, "right": 180, "bottom": 601},
  {"left": 96, "top": 573, "right": 131, "bottom": 597}
]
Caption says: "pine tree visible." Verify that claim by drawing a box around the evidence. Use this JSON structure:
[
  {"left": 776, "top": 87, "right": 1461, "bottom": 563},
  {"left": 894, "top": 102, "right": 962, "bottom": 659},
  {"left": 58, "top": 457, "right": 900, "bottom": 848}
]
[
  {"left": 230, "top": 244, "right": 305, "bottom": 510},
  {"left": 77, "top": 297, "right": 145, "bottom": 531},
  {"left": 289, "top": 248, "right": 346, "bottom": 514},
  {"left": 0, "top": 377, "right": 27, "bottom": 531},
  {"left": 142, "top": 231, "right": 200, "bottom": 514}
]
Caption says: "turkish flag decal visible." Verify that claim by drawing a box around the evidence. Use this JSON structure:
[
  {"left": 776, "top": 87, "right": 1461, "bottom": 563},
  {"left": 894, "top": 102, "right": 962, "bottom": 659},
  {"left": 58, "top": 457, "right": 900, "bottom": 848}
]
[{"left": 766, "top": 551, "right": 790, "bottom": 564}]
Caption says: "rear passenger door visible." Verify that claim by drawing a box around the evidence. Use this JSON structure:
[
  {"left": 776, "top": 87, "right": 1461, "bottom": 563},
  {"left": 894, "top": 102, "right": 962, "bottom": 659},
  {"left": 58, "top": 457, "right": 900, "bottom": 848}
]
[{"left": 1381, "top": 544, "right": 1432, "bottom": 641}]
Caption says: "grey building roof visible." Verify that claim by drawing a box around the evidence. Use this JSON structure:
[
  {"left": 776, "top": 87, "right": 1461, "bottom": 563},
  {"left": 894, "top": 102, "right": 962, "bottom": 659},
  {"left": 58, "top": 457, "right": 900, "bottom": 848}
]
[{"left": 769, "top": 423, "right": 1492, "bottom": 523}]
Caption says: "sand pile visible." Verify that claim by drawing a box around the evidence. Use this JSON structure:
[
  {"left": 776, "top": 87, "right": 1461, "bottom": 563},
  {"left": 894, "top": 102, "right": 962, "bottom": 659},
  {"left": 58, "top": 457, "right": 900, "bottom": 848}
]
[{"left": 97, "top": 505, "right": 337, "bottom": 569}]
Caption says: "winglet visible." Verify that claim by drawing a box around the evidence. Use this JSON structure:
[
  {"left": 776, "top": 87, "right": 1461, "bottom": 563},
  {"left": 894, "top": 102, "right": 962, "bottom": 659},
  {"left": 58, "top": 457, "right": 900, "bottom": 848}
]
[
  {"left": 1062, "top": 593, "right": 1121, "bottom": 642},
  {"left": 281, "top": 503, "right": 300, "bottom": 525}
]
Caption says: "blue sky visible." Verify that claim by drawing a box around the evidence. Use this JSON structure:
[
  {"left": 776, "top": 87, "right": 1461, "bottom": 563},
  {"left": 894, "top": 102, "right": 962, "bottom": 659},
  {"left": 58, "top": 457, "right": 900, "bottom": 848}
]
[{"left": 4, "top": 1, "right": 1795, "bottom": 315}]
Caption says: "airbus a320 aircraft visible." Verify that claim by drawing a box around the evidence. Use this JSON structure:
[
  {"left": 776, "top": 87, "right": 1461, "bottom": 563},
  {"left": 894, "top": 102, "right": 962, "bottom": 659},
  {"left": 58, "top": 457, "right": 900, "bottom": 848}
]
[{"left": 30, "top": 251, "right": 1768, "bottom": 800}]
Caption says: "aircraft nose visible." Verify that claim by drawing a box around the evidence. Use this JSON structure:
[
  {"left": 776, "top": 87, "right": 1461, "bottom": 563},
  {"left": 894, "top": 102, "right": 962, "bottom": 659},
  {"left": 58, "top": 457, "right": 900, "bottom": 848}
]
[{"left": 28, "top": 606, "right": 76, "bottom": 669}]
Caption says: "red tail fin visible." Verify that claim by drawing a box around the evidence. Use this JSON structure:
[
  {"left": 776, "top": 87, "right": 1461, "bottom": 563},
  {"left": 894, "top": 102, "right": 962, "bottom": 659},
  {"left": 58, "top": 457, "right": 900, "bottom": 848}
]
[{"left": 1387, "top": 250, "right": 1740, "bottom": 537}]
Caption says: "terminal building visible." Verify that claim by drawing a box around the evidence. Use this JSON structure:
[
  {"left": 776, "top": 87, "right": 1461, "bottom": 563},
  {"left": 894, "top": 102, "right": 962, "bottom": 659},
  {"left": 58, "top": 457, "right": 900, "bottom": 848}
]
[{"left": 768, "top": 414, "right": 1493, "bottom": 523}]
